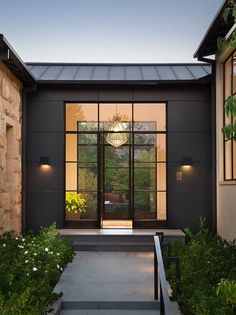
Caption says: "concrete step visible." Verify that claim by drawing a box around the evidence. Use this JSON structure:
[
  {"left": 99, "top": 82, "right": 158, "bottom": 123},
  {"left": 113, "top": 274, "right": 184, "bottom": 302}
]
[
  {"left": 62, "top": 301, "right": 160, "bottom": 310},
  {"left": 60, "top": 233, "right": 185, "bottom": 252},
  {"left": 60, "top": 310, "right": 159, "bottom": 315},
  {"left": 60, "top": 301, "right": 160, "bottom": 315},
  {"left": 73, "top": 242, "right": 154, "bottom": 252}
]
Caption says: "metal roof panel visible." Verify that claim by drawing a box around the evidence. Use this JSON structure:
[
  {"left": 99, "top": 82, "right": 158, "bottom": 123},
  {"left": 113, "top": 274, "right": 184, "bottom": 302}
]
[
  {"left": 39, "top": 65, "right": 63, "bottom": 80},
  {"left": 126, "top": 66, "right": 142, "bottom": 80},
  {"left": 26, "top": 63, "right": 211, "bottom": 83},
  {"left": 74, "top": 66, "right": 94, "bottom": 80},
  {"left": 92, "top": 66, "right": 109, "bottom": 80},
  {"left": 157, "top": 66, "right": 176, "bottom": 80},
  {"left": 109, "top": 66, "right": 125, "bottom": 80},
  {"left": 187, "top": 65, "right": 210, "bottom": 79},
  {"left": 141, "top": 66, "right": 159, "bottom": 80},
  {"left": 57, "top": 66, "right": 78, "bottom": 80},
  {"left": 171, "top": 65, "right": 194, "bottom": 80}
]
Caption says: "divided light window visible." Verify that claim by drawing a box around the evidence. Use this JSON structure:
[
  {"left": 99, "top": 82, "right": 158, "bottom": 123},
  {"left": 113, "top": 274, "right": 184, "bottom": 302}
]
[
  {"left": 223, "top": 52, "right": 236, "bottom": 180},
  {"left": 65, "top": 103, "right": 167, "bottom": 225}
]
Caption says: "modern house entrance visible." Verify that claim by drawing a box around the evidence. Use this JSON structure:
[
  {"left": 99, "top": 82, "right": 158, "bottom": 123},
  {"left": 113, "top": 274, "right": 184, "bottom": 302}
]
[{"left": 65, "top": 102, "right": 167, "bottom": 228}]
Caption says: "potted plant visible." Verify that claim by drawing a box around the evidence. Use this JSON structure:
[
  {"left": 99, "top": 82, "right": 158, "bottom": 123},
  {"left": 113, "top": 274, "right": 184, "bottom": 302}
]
[{"left": 65, "top": 192, "right": 87, "bottom": 221}]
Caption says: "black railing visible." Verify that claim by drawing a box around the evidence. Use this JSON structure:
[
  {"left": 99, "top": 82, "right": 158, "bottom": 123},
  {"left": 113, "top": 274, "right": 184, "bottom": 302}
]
[{"left": 154, "top": 234, "right": 176, "bottom": 315}]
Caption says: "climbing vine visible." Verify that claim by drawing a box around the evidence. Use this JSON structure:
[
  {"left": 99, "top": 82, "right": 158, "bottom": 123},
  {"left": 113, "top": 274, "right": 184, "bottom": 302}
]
[{"left": 218, "top": 0, "right": 236, "bottom": 141}]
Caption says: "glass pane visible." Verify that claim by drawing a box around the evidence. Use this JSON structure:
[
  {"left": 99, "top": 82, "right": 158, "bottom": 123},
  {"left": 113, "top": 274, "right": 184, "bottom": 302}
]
[
  {"left": 134, "top": 163, "right": 156, "bottom": 190},
  {"left": 78, "top": 133, "right": 97, "bottom": 145},
  {"left": 157, "top": 163, "right": 166, "bottom": 191},
  {"left": 66, "top": 163, "right": 77, "bottom": 190},
  {"left": 134, "top": 134, "right": 166, "bottom": 162},
  {"left": 100, "top": 103, "right": 132, "bottom": 131},
  {"left": 105, "top": 145, "right": 130, "bottom": 167},
  {"left": 103, "top": 191, "right": 130, "bottom": 219},
  {"left": 78, "top": 121, "right": 98, "bottom": 132},
  {"left": 66, "top": 103, "right": 98, "bottom": 131},
  {"left": 78, "top": 166, "right": 97, "bottom": 190},
  {"left": 134, "top": 192, "right": 157, "bottom": 220},
  {"left": 157, "top": 192, "right": 166, "bottom": 220},
  {"left": 225, "top": 140, "right": 232, "bottom": 180},
  {"left": 65, "top": 191, "right": 97, "bottom": 221},
  {"left": 105, "top": 167, "right": 129, "bottom": 191},
  {"left": 225, "top": 57, "right": 232, "bottom": 100},
  {"left": 78, "top": 145, "right": 97, "bottom": 162},
  {"left": 233, "top": 140, "right": 236, "bottom": 179},
  {"left": 233, "top": 52, "right": 236, "bottom": 95},
  {"left": 157, "top": 134, "right": 166, "bottom": 161},
  {"left": 134, "top": 103, "right": 166, "bottom": 131},
  {"left": 134, "top": 145, "right": 156, "bottom": 162},
  {"left": 66, "top": 134, "right": 77, "bottom": 161}
]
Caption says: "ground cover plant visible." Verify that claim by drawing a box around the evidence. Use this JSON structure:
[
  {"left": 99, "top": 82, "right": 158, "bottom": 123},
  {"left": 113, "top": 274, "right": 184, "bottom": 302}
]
[
  {"left": 0, "top": 224, "right": 74, "bottom": 315},
  {"left": 167, "top": 219, "right": 236, "bottom": 315}
]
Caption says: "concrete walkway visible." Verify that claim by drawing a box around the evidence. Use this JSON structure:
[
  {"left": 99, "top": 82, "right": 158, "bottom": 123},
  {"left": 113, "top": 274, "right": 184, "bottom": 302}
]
[{"left": 55, "top": 252, "right": 154, "bottom": 301}]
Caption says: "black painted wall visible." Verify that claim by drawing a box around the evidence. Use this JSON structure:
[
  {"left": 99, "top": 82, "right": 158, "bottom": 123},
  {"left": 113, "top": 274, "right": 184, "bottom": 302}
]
[{"left": 25, "top": 83, "right": 212, "bottom": 232}]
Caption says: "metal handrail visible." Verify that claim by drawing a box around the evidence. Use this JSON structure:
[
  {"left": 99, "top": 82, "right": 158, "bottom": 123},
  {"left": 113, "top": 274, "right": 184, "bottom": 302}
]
[{"left": 154, "top": 235, "right": 175, "bottom": 315}]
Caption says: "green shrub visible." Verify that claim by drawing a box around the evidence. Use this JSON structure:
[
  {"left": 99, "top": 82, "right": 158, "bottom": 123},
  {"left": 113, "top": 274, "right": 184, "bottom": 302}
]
[
  {"left": 167, "top": 220, "right": 236, "bottom": 315},
  {"left": 0, "top": 224, "right": 74, "bottom": 315}
]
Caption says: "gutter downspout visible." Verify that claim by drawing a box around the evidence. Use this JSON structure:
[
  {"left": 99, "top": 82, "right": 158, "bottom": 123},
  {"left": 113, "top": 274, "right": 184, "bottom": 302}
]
[
  {"left": 22, "top": 84, "right": 37, "bottom": 235},
  {"left": 198, "top": 56, "right": 217, "bottom": 234}
]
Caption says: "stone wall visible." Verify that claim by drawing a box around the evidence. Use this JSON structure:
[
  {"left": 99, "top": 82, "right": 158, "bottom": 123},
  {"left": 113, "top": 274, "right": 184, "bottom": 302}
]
[{"left": 0, "top": 62, "right": 22, "bottom": 234}]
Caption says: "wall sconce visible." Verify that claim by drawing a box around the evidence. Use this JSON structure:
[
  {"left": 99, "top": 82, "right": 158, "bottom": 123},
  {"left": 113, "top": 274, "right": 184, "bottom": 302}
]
[
  {"left": 39, "top": 156, "right": 50, "bottom": 169},
  {"left": 181, "top": 157, "right": 193, "bottom": 167}
]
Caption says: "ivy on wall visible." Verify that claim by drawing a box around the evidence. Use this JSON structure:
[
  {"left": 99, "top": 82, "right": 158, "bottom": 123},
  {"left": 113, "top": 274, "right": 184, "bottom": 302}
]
[{"left": 218, "top": 0, "right": 236, "bottom": 141}]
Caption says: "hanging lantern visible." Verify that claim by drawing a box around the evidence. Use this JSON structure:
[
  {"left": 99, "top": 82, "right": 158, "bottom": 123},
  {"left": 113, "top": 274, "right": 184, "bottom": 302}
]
[{"left": 106, "top": 112, "right": 127, "bottom": 148}]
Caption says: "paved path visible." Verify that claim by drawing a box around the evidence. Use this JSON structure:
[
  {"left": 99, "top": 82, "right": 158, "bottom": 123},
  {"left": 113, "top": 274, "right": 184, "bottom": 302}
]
[{"left": 55, "top": 252, "right": 154, "bottom": 301}]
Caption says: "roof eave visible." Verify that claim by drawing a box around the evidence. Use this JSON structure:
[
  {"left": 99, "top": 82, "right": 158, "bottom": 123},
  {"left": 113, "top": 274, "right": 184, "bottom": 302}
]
[
  {"left": 194, "top": 0, "right": 233, "bottom": 59},
  {"left": 35, "top": 77, "right": 211, "bottom": 85},
  {"left": 0, "top": 34, "right": 36, "bottom": 87}
]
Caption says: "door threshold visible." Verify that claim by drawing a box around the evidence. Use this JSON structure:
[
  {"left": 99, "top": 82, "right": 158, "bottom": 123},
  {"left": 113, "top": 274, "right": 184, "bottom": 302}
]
[{"left": 101, "top": 220, "right": 133, "bottom": 229}]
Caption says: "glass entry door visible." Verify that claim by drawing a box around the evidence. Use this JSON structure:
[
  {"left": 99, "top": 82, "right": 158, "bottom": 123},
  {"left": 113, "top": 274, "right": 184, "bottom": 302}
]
[
  {"left": 100, "top": 132, "right": 132, "bottom": 228},
  {"left": 65, "top": 102, "right": 167, "bottom": 229}
]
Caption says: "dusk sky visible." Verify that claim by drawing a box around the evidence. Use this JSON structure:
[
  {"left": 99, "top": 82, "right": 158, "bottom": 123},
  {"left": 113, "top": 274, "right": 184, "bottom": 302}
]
[{"left": 1, "top": 0, "right": 223, "bottom": 63}]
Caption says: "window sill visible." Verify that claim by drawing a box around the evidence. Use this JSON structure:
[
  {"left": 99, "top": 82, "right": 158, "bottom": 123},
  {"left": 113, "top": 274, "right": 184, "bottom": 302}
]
[{"left": 219, "top": 180, "right": 236, "bottom": 186}]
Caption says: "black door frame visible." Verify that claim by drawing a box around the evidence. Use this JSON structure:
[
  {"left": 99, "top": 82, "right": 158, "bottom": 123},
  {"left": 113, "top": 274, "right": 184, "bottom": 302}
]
[{"left": 64, "top": 102, "right": 168, "bottom": 229}]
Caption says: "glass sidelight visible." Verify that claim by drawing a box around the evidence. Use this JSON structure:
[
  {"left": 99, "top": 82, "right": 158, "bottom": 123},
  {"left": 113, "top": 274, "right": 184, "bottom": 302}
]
[{"left": 65, "top": 102, "right": 167, "bottom": 228}]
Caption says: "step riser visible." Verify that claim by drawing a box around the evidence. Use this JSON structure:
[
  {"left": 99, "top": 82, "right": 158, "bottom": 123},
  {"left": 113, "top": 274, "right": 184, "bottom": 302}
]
[
  {"left": 61, "top": 235, "right": 185, "bottom": 245},
  {"left": 73, "top": 245, "right": 154, "bottom": 251},
  {"left": 62, "top": 235, "right": 153, "bottom": 243},
  {"left": 62, "top": 301, "right": 160, "bottom": 310}
]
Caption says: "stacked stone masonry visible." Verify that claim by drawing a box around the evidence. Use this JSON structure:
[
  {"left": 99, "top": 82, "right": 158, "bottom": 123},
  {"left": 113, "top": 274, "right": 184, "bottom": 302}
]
[{"left": 0, "top": 63, "right": 22, "bottom": 234}]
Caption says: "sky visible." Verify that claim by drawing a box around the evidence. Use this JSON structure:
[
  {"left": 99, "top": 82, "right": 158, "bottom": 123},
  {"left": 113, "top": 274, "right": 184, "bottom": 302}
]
[{"left": 0, "top": 0, "right": 223, "bottom": 63}]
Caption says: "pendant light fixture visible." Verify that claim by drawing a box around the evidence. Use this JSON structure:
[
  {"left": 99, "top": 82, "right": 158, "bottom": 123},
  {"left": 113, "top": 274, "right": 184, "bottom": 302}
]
[{"left": 106, "top": 105, "right": 127, "bottom": 148}]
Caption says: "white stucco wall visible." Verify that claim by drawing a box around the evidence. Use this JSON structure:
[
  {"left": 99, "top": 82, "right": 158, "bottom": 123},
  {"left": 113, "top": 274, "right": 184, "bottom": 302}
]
[{"left": 216, "top": 48, "right": 236, "bottom": 241}]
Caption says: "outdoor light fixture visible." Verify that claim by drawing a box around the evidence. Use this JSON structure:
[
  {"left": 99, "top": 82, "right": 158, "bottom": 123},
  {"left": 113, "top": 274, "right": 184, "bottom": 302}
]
[
  {"left": 181, "top": 157, "right": 193, "bottom": 167},
  {"left": 39, "top": 156, "right": 50, "bottom": 169},
  {"left": 106, "top": 106, "right": 127, "bottom": 148}
]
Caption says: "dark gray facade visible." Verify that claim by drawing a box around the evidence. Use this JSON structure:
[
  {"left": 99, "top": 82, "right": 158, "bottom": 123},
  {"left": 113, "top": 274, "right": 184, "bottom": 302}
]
[{"left": 25, "top": 81, "right": 213, "bottom": 232}]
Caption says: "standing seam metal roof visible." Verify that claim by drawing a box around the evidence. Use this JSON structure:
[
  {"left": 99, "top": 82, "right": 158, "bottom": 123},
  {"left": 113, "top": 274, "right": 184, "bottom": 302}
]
[{"left": 26, "top": 63, "right": 211, "bottom": 82}]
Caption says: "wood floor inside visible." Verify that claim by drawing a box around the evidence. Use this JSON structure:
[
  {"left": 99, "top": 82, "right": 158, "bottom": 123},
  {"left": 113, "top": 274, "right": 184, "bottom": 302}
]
[{"left": 101, "top": 220, "right": 133, "bottom": 228}]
